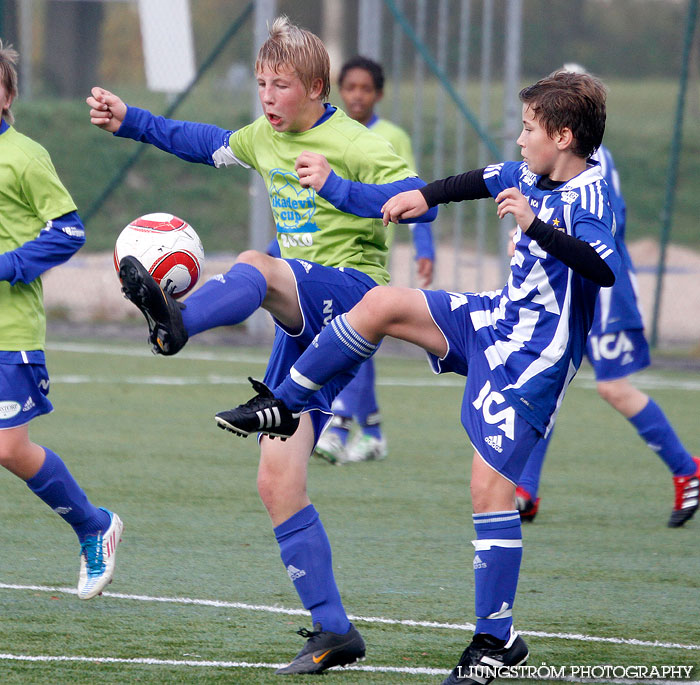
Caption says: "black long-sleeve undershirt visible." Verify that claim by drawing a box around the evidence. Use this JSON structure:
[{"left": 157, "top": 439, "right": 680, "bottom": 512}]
[{"left": 419, "top": 170, "right": 615, "bottom": 287}]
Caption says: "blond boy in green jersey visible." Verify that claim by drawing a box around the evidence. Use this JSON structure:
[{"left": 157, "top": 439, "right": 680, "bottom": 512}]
[{"left": 87, "top": 16, "right": 435, "bottom": 674}]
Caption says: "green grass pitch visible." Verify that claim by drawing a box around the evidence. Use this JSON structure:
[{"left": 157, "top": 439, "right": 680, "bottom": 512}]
[{"left": 0, "top": 340, "right": 698, "bottom": 684}]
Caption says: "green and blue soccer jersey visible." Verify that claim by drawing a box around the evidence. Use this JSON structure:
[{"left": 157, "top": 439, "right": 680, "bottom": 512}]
[
  {"left": 0, "top": 124, "right": 77, "bottom": 351},
  {"left": 366, "top": 115, "right": 433, "bottom": 259},
  {"left": 228, "top": 108, "right": 416, "bottom": 284},
  {"left": 117, "top": 105, "right": 424, "bottom": 286},
  {"left": 369, "top": 117, "right": 415, "bottom": 170}
]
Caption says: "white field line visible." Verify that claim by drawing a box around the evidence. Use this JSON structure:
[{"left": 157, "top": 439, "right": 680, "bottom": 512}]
[
  {"left": 0, "top": 653, "right": 698, "bottom": 684},
  {"left": 46, "top": 342, "right": 700, "bottom": 392},
  {"left": 0, "top": 653, "right": 445, "bottom": 676},
  {"left": 46, "top": 372, "right": 700, "bottom": 393},
  {"left": 1, "top": 583, "right": 698, "bottom": 653},
  {"left": 47, "top": 341, "right": 271, "bottom": 365}
]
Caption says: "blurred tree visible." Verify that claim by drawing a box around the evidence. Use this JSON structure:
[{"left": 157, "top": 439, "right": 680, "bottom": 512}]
[
  {"left": 0, "top": 0, "right": 19, "bottom": 45},
  {"left": 43, "top": 0, "right": 104, "bottom": 97}
]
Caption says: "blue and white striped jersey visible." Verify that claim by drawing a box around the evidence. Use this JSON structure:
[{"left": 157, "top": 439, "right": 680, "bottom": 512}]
[
  {"left": 590, "top": 146, "right": 644, "bottom": 334},
  {"left": 473, "top": 160, "right": 619, "bottom": 434}
]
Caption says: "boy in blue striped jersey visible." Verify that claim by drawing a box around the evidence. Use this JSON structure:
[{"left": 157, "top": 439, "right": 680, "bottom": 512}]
[
  {"left": 220, "top": 70, "right": 620, "bottom": 684},
  {"left": 516, "top": 68, "right": 699, "bottom": 528}
]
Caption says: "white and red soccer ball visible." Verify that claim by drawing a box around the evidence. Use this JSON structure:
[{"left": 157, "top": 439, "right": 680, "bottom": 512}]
[{"left": 114, "top": 213, "right": 205, "bottom": 298}]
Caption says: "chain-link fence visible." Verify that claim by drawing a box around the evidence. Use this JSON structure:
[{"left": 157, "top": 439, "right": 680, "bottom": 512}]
[{"left": 2, "top": 0, "right": 699, "bottom": 348}]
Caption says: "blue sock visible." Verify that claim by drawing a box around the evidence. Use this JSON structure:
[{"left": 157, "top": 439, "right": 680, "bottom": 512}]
[
  {"left": 472, "top": 510, "right": 522, "bottom": 641},
  {"left": 25, "top": 448, "right": 111, "bottom": 543},
  {"left": 327, "top": 416, "right": 353, "bottom": 445},
  {"left": 350, "top": 360, "right": 382, "bottom": 440},
  {"left": 274, "top": 313, "right": 379, "bottom": 412},
  {"left": 329, "top": 385, "right": 356, "bottom": 445},
  {"left": 180, "top": 263, "right": 267, "bottom": 336},
  {"left": 360, "top": 415, "right": 382, "bottom": 441},
  {"left": 629, "top": 399, "right": 695, "bottom": 476},
  {"left": 517, "top": 433, "right": 551, "bottom": 499},
  {"left": 274, "top": 504, "right": 350, "bottom": 634}
]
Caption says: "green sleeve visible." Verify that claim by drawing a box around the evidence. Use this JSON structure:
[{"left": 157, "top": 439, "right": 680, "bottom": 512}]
[{"left": 21, "top": 155, "right": 77, "bottom": 224}]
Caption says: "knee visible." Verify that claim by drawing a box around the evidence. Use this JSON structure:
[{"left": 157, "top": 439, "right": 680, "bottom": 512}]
[
  {"left": 470, "top": 478, "right": 492, "bottom": 513},
  {"left": 236, "top": 249, "right": 269, "bottom": 272},
  {"left": 359, "top": 286, "right": 399, "bottom": 325},
  {"left": 470, "top": 468, "right": 516, "bottom": 513},
  {"left": 0, "top": 438, "right": 22, "bottom": 468},
  {"left": 597, "top": 381, "right": 626, "bottom": 407},
  {"left": 257, "top": 469, "right": 278, "bottom": 512},
  {"left": 257, "top": 463, "right": 306, "bottom": 513},
  {"left": 0, "top": 448, "right": 15, "bottom": 468}
]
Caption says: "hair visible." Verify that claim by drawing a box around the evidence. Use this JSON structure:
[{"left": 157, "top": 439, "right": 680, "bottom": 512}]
[
  {"left": 255, "top": 16, "right": 330, "bottom": 101},
  {"left": 338, "top": 55, "right": 385, "bottom": 92},
  {"left": 518, "top": 70, "right": 607, "bottom": 159},
  {"left": 0, "top": 39, "right": 19, "bottom": 125}
]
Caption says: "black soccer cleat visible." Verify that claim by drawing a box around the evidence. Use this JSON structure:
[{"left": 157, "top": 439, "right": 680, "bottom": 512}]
[
  {"left": 118, "top": 255, "right": 188, "bottom": 356},
  {"left": 214, "top": 377, "right": 300, "bottom": 440},
  {"left": 668, "top": 456, "right": 700, "bottom": 528},
  {"left": 442, "top": 631, "right": 528, "bottom": 685},
  {"left": 275, "top": 622, "right": 365, "bottom": 675}
]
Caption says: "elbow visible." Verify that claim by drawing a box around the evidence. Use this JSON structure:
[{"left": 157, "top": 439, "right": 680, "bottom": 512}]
[{"left": 598, "top": 264, "right": 616, "bottom": 287}]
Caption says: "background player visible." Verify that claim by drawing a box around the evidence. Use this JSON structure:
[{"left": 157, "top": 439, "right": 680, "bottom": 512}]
[
  {"left": 87, "top": 16, "right": 435, "bottom": 674},
  {"left": 0, "top": 40, "right": 122, "bottom": 600},
  {"left": 315, "top": 55, "right": 435, "bottom": 464},
  {"left": 217, "top": 70, "right": 619, "bottom": 683},
  {"left": 516, "top": 66, "right": 699, "bottom": 528}
]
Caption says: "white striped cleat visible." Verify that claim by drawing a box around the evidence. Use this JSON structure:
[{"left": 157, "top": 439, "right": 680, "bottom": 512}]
[
  {"left": 441, "top": 628, "right": 528, "bottom": 684},
  {"left": 77, "top": 509, "right": 124, "bottom": 600},
  {"left": 214, "top": 377, "right": 300, "bottom": 441}
]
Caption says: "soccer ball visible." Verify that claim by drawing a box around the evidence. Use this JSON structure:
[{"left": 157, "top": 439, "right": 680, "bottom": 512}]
[{"left": 114, "top": 213, "right": 205, "bottom": 298}]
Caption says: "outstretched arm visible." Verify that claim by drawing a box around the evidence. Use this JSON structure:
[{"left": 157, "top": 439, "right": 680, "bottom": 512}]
[
  {"left": 294, "top": 151, "right": 437, "bottom": 223},
  {"left": 87, "top": 86, "right": 239, "bottom": 168},
  {"left": 381, "top": 169, "right": 490, "bottom": 224}
]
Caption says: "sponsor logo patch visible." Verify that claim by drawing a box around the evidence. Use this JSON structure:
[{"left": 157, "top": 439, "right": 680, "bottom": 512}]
[{"left": 0, "top": 401, "right": 22, "bottom": 420}]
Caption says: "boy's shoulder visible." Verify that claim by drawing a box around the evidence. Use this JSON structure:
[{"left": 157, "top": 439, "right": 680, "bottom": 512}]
[
  {"left": 0, "top": 126, "right": 51, "bottom": 164},
  {"left": 370, "top": 118, "right": 410, "bottom": 142},
  {"left": 323, "top": 107, "right": 380, "bottom": 142}
]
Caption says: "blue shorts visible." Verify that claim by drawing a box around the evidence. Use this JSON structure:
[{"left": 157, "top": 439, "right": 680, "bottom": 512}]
[
  {"left": 263, "top": 259, "right": 378, "bottom": 441},
  {"left": 586, "top": 328, "right": 650, "bottom": 381},
  {"left": 422, "top": 289, "right": 541, "bottom": 483},
  {"left": 0, "top": 362, "right": 53, "bottom": 429}
]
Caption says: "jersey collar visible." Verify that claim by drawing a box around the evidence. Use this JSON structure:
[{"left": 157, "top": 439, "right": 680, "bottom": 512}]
[
  {"left": 556, "top": 161, "right": 605, "bottom": 192},
  {"left": 366, "top": 113, "right": 379, "bottom": 128},
  {"left": 0, "top": 119, "right": 9, "bottom": 135},
  {"left": 312, "top": 103, "right": 337, "bottom": 128}
]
